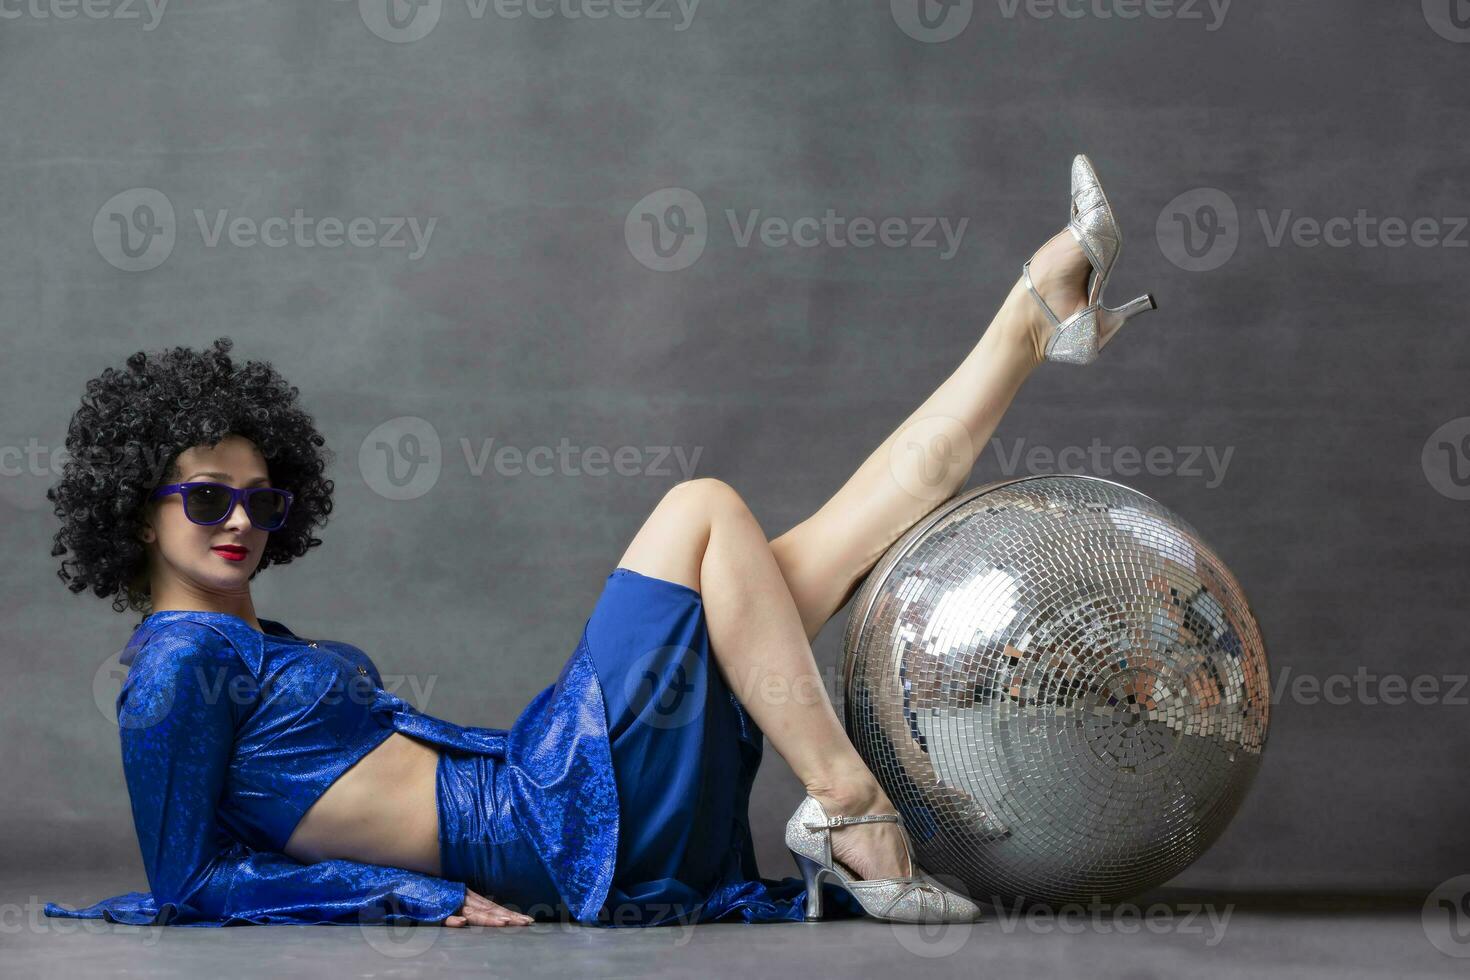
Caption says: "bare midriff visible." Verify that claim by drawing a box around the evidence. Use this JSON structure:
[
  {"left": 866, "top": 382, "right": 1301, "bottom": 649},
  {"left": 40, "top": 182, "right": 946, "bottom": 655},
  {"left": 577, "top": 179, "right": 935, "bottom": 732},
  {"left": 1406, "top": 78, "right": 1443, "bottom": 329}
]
[{"left": 283, "top": 732, "right": 444, "bottom": 877}]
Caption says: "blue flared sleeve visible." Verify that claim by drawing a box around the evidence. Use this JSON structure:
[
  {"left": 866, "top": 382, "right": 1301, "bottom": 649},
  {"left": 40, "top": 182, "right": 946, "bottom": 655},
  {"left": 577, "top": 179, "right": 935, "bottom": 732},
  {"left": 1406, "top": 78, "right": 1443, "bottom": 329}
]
[{"left": 45, "top": 621, "right": 465, "bottom": 927}]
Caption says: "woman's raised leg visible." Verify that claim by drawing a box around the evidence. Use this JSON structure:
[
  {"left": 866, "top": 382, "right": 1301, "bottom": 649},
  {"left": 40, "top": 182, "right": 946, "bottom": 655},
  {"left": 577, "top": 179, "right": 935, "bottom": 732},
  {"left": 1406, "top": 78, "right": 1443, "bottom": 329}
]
[
  {"left": 610, "top": 231, "right": 1094, "bottom": 882},
  {"left": 768, "top": 231, "right": 1092, "bottom": 641}
]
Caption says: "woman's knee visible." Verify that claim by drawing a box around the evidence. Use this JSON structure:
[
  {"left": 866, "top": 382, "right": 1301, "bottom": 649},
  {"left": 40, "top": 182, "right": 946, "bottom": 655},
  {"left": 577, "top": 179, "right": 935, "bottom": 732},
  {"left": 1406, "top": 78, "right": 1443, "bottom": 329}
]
[
  {"left": 614, "top": 481, "right": 743, "bottom": 590},
  {"left": 664, "top": 477, "right": 747, "bottom": 517}
]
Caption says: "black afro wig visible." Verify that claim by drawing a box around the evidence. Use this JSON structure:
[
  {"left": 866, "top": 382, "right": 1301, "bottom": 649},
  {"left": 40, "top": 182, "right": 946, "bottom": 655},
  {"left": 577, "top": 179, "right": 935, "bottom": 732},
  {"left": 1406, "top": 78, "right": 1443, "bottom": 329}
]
[{"left": 47, "top": 337, "right": 336, "bottom": 614}]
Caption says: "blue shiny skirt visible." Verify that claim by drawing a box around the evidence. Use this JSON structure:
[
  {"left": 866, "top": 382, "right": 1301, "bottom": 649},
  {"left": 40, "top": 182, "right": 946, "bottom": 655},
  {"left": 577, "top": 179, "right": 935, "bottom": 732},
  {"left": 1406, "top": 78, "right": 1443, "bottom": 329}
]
[
  {"left": 439, "top": 567, "right": 861, "bottom": 926},
  {"left": 436, "top": 750, "right": 566, "bottom": 917}
]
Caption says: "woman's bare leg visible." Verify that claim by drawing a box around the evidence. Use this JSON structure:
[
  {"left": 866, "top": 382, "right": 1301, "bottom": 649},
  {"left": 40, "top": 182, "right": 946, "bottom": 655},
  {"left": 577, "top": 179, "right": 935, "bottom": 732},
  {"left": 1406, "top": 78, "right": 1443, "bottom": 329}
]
[
  {"left": 611, "top": 231, "right": 1093, "bottom": 882},
  {"left": 616, "top": 478, "right": 914, "bottom": 882},
  {"left": 770, "top": 231, "right": 1092, "bottom": 641}
]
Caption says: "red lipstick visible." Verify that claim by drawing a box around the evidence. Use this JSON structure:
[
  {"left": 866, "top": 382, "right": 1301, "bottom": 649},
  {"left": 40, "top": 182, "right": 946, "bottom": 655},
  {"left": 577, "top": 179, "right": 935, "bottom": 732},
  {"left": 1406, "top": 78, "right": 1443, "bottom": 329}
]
[{"left": 212, "top": 545, "right": 248, "bottom": 562}]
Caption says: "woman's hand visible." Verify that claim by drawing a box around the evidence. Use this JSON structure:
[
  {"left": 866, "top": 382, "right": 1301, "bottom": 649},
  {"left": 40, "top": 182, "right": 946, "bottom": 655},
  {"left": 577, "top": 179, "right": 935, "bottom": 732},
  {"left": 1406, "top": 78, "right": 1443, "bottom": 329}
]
[{"left": 442, "top": 886, "right": 535, "bottom": 927}]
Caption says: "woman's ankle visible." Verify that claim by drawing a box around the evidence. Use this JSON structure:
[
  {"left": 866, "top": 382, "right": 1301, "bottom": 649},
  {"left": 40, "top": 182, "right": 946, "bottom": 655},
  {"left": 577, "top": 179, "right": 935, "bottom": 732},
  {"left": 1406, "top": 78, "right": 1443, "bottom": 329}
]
[{"left": 805, "top": 770, "right": 888, "bottom": 815}]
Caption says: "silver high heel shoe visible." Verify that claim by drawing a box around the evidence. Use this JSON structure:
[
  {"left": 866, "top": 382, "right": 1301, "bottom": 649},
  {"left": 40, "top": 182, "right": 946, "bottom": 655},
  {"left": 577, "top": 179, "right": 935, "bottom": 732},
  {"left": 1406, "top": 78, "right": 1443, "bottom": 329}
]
[
  {"left": 784, "top": 794, "right": 982, "bottom": 923},
  {"left": 1022, "top": 153, "right": 1158, "bottom": 365}
]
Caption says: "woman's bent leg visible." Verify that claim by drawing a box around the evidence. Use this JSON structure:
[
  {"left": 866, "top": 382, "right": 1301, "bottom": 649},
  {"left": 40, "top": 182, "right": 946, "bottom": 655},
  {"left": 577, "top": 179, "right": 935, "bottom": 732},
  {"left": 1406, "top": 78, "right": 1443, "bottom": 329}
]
[{"left": 615, "top": 478, "right": 912, "bottom": 882}]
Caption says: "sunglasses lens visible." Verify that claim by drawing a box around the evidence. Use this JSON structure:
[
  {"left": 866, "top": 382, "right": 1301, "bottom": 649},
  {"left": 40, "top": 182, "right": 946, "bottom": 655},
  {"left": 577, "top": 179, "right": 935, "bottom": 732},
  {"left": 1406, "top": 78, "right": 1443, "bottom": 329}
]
[
  {"left": 246, "top": 489, "right": 290, "bottom": 530},
  {"left": 182, "top": 484, "right": 232, "bottom": 524}
]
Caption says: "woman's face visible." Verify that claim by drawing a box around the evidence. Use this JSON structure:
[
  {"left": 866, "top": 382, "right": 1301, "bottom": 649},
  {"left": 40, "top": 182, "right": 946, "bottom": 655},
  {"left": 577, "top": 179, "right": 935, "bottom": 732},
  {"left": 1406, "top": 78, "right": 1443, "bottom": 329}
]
[{"left": 140, "top": 435, "right": 273, "bottom": 601}]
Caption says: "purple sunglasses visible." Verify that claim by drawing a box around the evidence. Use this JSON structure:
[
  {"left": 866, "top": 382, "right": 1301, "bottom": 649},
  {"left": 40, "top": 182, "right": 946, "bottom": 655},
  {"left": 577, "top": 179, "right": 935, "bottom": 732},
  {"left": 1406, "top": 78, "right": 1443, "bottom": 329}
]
[{"left": 150, "top": 482, "right": 294, "bottom": 531}]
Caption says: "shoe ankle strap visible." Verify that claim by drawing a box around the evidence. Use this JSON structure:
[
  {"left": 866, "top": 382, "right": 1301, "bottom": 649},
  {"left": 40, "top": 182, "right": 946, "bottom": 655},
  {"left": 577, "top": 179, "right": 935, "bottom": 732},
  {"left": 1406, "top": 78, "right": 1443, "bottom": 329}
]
[
  {"left": 1021, "top": 260, "right": 1063, "bottom": 329},
  {"left": 803, "top": 812, "right": 901, "bottom": 830}
]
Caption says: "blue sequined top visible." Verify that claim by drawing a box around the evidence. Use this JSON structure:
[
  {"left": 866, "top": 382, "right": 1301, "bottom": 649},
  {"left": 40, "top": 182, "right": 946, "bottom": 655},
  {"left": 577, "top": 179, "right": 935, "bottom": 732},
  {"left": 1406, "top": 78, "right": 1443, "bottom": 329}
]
[{"left": 42, "top": 609, "right": 618, "bottom": 927}]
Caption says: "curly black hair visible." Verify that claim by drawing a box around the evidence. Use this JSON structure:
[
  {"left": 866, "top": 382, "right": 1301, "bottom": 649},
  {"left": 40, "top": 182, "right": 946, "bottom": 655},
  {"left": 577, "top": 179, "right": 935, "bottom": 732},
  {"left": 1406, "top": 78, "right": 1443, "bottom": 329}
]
[{"left": 47, "top": 337, "right": 336, "bottom": 614}]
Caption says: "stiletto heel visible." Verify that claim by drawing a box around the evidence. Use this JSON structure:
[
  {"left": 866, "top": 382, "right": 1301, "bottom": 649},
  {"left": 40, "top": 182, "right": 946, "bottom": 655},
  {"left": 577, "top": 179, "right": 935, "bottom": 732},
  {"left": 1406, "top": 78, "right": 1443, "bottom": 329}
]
[
  {"left": 784, "top": 794, "right": 981, "bottom": 924},
  {"left": 1025, "top": 155, "right": 1159, "bottom": 366},
  {"left": 790, "top": 849, "right": 826, "bottom": 920},
  {"left": 1097, "top": 293, "right": 1158, "bottom": 349},
  {"left": 1108, "top": 293, "right": 1158, "bottom": 317}
]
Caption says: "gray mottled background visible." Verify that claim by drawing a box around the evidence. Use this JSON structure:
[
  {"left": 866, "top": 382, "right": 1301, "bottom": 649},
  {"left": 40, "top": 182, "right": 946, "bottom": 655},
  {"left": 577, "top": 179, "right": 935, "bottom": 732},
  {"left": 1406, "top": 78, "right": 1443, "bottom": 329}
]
[{"left": 4, "top": 0, "right": 1467, "bottom": 903}]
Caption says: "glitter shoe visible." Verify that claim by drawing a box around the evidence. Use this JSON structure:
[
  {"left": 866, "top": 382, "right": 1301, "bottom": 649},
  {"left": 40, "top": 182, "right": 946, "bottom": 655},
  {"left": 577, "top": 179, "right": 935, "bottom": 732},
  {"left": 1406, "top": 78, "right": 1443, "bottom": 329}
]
[
  {"left": 1022, "top": 154, "right": 1158, "bottom": 365},
  {"left": 784, "top": 794, "right": 982, "bottom": 923}
]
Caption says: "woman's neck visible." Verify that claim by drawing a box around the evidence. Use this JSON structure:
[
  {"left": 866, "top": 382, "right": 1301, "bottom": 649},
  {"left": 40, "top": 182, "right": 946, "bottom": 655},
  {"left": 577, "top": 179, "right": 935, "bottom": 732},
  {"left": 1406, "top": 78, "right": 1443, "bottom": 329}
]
[{"left": 147, "top": 583, "right": 262, "bottom": 632}]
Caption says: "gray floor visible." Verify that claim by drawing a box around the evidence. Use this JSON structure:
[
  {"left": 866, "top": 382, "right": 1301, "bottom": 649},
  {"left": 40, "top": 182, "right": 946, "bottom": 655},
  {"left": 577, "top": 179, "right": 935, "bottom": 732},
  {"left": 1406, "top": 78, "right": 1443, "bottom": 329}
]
[{"left": 10, "top": 871, "right": 1462, "bottom": 979}]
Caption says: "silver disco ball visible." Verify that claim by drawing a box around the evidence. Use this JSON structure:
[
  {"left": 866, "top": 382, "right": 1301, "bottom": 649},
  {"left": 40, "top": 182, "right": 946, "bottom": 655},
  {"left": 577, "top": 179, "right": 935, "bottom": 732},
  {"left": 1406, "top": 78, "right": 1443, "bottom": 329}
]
[{"left": 841, "top": 474, "right": 1269, "bottom": 907}]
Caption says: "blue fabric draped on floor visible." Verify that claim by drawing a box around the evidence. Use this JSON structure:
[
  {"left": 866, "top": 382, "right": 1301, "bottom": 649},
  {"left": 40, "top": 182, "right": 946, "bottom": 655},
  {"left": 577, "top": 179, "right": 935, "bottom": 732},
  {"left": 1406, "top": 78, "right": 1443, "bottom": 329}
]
[{"left": 583, "top": 567, "right": 862, "bottom": 926}]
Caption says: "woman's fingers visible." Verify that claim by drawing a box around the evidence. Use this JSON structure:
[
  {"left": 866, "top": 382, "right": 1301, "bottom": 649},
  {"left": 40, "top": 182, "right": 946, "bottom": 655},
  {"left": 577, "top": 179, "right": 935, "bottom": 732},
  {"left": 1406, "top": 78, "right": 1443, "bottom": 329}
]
[
  {"left": 443, "top": 886, "right": 535, "bottom": 927},
  {"left": 471, "top": 888, "right": 534, "bottom": 925},
  {"left": 462, "top": 904, "right": 534, "bottom": 927},
  {"left": 466, "top": 907, "right": 533, "bottom": 927}
]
